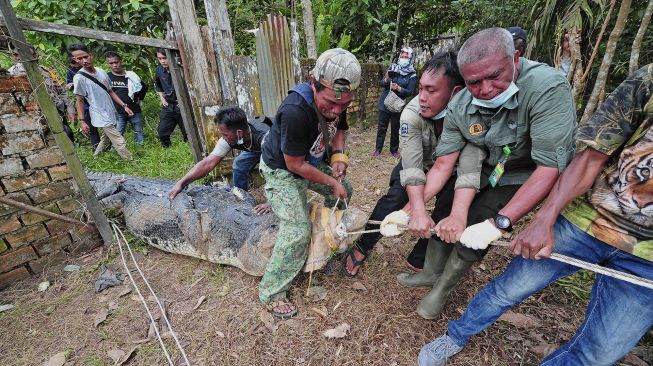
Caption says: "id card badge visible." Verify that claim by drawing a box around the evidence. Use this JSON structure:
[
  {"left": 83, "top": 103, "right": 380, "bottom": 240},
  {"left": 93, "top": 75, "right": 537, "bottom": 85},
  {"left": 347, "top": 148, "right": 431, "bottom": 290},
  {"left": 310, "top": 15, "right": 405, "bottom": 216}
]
[{"left": 489, "top": 146, "right": 511, "bottom": 187}]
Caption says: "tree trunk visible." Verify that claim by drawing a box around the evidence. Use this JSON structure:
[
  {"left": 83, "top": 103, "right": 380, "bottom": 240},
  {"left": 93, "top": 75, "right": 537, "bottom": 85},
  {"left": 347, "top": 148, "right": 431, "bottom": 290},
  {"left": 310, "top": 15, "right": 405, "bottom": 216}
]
[
  {"left": 629, "top": 0, "right": 653, "bottom": 73},
  {"left": 580, "top": 0, "right": 633, "bottom": 126},
  {"left": 302, "top": 0, "right": 317, "bottom": 59},
  {"left": 392, "top": 5, "right": 402, "bottom": 53},
  {"left": 581, "top": 0, "right": 616, "bottom": 82},
  {"left": 569, "top": 27, "right": 585, "bottom": 106}
]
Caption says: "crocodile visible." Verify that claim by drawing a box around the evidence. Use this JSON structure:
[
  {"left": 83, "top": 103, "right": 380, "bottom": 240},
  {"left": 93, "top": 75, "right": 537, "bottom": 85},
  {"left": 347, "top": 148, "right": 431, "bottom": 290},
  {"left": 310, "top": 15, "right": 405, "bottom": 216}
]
[{"left": 87, "top": 172, "right": 368, "bottom": 276}]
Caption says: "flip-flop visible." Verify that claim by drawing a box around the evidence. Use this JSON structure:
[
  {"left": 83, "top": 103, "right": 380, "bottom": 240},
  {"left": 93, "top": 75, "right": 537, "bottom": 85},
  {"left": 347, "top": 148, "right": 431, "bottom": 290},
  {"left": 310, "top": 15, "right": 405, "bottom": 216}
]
[
  {"left": 264, "top": 298, "right": 298, "bottom": 320},
  {"left": 340, "top": 249, "right": 366, "bottom": 277}
]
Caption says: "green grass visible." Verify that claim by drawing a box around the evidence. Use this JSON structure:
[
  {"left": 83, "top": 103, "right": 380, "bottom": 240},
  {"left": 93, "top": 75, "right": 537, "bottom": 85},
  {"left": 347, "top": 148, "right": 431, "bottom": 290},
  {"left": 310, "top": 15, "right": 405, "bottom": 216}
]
[
  {"left": 555, "top": 270, "right": 595, "bottom": 301},
  {"left": 75, "top": 93, "right": 196, "bottom": 181}
]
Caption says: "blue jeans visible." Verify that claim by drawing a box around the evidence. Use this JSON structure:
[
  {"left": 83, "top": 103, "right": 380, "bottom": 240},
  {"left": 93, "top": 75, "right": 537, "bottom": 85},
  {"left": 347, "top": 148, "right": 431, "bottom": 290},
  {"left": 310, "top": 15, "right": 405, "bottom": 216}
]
[
  {"left": 447, "top": 216, "right": 653, "bottom": 366},
  {"left": 117, "top": 112, "right": 144, "bottom": 145},
  {"left": 232, "top": 151, "right": 261, "bottom": 190}
]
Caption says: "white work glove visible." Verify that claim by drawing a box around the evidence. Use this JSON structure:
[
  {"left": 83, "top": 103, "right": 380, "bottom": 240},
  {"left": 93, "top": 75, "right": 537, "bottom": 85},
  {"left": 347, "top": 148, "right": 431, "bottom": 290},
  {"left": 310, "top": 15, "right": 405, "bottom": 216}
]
[
  {"left": 380, "top": 210, "right": 410, "bottom": 237},
  {"left": 459, "top": 219, "right": 502, "bottom": 250}
]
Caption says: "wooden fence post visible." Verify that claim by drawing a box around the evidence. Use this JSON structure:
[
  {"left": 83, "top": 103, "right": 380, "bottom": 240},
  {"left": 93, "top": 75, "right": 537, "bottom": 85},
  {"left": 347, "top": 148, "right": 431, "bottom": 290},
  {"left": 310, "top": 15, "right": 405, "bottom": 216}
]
[
  {"left": 165, "top": 23, "right": 203, "bottom": 163},
  {"left": 167, "top": 0, "right": 223, "bottom": 154},
  {"left": 0, "top": 0, "right": 113, "bottom": 247},
  {"left": 204, "top": 0, "right": 237, "bottom": 106}
]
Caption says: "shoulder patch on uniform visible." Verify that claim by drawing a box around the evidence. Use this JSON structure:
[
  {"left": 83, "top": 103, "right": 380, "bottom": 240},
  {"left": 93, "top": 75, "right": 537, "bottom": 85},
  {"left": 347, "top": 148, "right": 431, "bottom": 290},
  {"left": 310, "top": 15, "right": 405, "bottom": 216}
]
[
  {"left": 469, "top": 123, "right": 484, "bottom": 136},
  {"left": 400, "top": 122, "right": 409, "bottom": 136}
]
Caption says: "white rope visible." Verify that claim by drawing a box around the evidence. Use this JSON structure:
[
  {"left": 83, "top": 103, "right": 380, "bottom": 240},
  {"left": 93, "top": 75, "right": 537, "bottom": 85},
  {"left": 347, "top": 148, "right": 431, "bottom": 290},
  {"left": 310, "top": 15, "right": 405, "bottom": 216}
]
[
  {"left": 492, "top": 240, "right": 653, "bottom": 290},
  {"left": 342, "top": 223, "right": 653, "bottom": 290},
  {"left": 112, "top": 224, "right": 192, "bottom": 365},
  {"left": 111, "top": 224, "right": 174, "bottom": 366}
]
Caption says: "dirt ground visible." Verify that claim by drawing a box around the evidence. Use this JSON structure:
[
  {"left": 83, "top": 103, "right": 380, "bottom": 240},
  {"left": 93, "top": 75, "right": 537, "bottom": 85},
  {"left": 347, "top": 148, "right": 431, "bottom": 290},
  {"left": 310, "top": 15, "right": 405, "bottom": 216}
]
[{"left": 0, "top": 126, "right": 650, "bottom": 366}]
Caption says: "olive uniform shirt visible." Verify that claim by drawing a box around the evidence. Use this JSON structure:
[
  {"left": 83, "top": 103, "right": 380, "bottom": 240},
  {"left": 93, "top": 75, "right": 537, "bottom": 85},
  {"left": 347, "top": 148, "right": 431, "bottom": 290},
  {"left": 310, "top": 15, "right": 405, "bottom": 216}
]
[
  {"left": 399, "top": 97, "right": 485, "bottom": 190},
  {"left": 436, "top": 58, "right": 577, "bottom": 187}
]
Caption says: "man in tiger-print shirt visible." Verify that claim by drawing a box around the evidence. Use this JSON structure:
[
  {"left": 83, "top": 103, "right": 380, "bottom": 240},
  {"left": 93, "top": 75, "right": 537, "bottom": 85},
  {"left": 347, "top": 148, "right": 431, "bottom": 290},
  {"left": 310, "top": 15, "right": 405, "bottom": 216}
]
[{"left": 418, "top": 65, "right": 653, "bottom": 366}]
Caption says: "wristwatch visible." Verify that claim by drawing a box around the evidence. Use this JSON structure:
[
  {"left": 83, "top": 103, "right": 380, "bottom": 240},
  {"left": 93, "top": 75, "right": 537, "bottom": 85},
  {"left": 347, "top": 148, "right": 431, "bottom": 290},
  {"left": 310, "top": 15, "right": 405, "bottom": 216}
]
[{"left": 494, "top": 214, "right": 513, "bottom": 232}]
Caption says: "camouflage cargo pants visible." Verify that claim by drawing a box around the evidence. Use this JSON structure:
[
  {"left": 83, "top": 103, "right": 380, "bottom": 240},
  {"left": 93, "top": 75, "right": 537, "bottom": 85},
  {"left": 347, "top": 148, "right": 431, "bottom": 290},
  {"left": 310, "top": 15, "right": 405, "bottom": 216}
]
[{"left": 258, "top": 159, "right": 353, "bottom": 304}]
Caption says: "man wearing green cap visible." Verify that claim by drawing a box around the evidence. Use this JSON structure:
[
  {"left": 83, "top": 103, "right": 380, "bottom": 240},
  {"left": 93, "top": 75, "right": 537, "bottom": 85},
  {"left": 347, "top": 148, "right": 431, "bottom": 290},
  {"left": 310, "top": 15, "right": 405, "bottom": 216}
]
[{"left": 259, "top": 48, "right": 361, "bottom": 319}]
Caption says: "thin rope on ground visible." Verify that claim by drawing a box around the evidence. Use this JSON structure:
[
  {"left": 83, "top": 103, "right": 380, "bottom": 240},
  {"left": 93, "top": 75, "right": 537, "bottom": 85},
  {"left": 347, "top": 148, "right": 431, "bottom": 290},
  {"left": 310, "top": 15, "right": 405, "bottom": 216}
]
[
  {"left": 113, "top": 223, "right": 191, "bottom": 366},
  {"left": 111, "top": 224, "right": 174, "bottom": 366},
  {"left": 492, "top": 240, "right": 653, "bottom": 290}
]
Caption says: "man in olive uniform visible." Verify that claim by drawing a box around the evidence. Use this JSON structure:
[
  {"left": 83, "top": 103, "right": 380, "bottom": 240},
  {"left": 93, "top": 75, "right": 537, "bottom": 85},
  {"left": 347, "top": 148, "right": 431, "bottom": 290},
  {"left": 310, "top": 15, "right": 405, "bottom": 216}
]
[
  {"left": 388, "top": 27, "right": 577, "bottom": 320},
  {"left": 342, "top": 51, "right": 482, "bottom": 276},
  {"left": 259, "top": 48, "right": 361, "bottom": 319}
]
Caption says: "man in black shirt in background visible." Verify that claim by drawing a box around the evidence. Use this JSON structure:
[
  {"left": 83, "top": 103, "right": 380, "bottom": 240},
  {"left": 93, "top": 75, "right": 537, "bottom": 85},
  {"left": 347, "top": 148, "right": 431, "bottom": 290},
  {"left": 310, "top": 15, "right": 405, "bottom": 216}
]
[
  {"left": 105, "top": 51, "right": 148, "bottom": 145},
  {"left": 154, "top": 48, "right": 187, "bottom": 147}
]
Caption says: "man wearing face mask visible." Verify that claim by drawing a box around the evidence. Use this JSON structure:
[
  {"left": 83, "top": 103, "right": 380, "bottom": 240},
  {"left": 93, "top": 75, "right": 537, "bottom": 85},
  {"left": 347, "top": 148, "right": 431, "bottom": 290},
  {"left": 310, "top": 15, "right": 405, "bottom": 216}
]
[
  {"left": 258, "top": 48, "right": 361, "bottom": 319},
  {"left": 168, "top": 105, "right": 272, "bottom": 214},
  {"left": 390, "top": 28, "right": 576, "bottom": 322},
  {"left": 342, "top": 51, "right": 483, "bottom": 277}
]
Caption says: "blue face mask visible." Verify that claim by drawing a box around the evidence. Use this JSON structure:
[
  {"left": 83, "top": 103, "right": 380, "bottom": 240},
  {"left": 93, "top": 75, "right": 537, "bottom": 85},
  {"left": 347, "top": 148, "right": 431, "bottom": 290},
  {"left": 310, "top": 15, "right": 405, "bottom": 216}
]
[
  {"left": 397, "top": 58, "right": 410, "bottom": 67},
  {"left": 430, "top": 108, "right": 447, "bottom": 120},
  {"left": 471, "top": 62, "right": 519, "bottom": 109}
]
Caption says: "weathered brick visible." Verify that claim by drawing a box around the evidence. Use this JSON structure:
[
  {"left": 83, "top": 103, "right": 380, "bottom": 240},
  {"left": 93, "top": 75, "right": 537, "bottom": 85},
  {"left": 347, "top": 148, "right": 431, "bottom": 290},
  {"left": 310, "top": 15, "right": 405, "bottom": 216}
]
[
  {"left": 28, "top": 251, "right": 68, "bottom": 276},
  {"left": 48, "top": 165, "right": 71, "bottom": 181},
  {"left": 0, "top": 157, "right": 23, "bottom": 176},
  {"left": 0, "top": 111, "right": 41, "bottom": 133},
  {"left": 20, "top": 202, "right": 60, "bottom": 225},
  {"left": 1, "top": 170, "right": 49, "bottom": 192},
  {"left": 0, "top": 246, "right": 38, "bottom": 272},
  {"left": 0, "top": 76, "right": 31, "bottom": 93},
  {"left": 33, "top": 232, "right": 72, "bottom": 256},
  {"left": 0, "top": 215, "right": 21, "bottom": 234},
  {"left": 0, "top": 266, "right": 31, "bottom": 289},
  {"left": 26, "top": 181, "right": 73, "bottom": 204},
  {"left": 0, "top": 132, "right": 44, "bottom": 155},
  {"left": 56, "top": 197, "right": 81, "bottom": 214},
  {"left": 0, "top": 238, "right": 8, "bottom": 253},
  {"left": 4, "top": 224, "right": 48, "bottom": 247},
  {"left": 0, "top": 191, "right": 30, "bottom": 216},
  {"left": 25, "top": 147, "right": 65, "bottom": 168}
]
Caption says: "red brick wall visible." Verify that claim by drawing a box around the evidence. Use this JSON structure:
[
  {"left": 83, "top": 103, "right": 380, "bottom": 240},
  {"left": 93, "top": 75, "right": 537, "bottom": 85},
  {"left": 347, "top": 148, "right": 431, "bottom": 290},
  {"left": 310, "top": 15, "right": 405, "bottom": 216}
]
[{"left": 0, "top": 75, "right": 102, "bottom": 289}]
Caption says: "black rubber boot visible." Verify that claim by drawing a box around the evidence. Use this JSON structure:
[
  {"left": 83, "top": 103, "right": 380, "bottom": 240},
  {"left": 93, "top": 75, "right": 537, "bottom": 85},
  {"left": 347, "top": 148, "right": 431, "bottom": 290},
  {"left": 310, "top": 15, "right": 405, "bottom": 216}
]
[
  {"left": 416, "top": 250, "right": 474, "bottom": 319},
  {"left": 397, "top": 239, "right": 453, "bottom": 288}
]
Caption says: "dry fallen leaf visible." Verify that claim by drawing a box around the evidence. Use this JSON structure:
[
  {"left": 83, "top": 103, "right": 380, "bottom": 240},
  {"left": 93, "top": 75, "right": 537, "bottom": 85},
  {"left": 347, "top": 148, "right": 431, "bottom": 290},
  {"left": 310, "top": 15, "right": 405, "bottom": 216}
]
[
  {"left": 216, "top": 331, "right": 225, "bottom": 338},
  {"left": 307, "top": 286, "right": 328, "bottom": 302},
  {"left": 623, "top": 353, "right": 648, "bottom": 366},
  {"left": 108, "top": 349, "right": 125, "bottom": 364},
  {"left": 38, "top": 281, "right": 51, "bottom": 292},
  {"left": 311, "top": 306, "right": 328, "bottom": 318},
  {"left": 499, "top": 311, "right": 542, "bottom": 329},
  {"left": 93, "top": 308, "right": 109, "bottom": 327},
  {"left": 117, "top": 286, "right": 132, "bottom": 298},
  {"left": 323, "top": 322, "right": 350, "bottom": 339},
  {"left": 41, "top": 351, "right": 66, "bottom": 366},
  {"left": 116, "top": 347, "right": 138, "bottom": 365},
  {"left": 533, "top": 343, "right": 557, "bottom": 358},
  {"left": 193, "top": 295, "right": 206, "bottom": 310},
  {"left": 108, "top": 301, "right": 119, "bottom": 312},
  {"left": 258, "top": 310, "right": 278, "bottom": 333},
  {"left": 351, "top": 281, "right": 367, "bottom": 292}
]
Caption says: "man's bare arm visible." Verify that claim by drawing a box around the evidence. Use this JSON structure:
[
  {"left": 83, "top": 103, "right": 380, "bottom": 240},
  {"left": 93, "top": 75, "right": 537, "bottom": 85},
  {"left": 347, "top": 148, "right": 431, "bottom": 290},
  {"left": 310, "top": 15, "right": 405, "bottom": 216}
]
[
  {"left": 512, "top": 149, "right": 610, "bottom": 259},
  {"left": 285, "top": 154, "right": 347, "bottom": 199},
  {"left": 498, "top": 165, "right": 561, "bottom": 224},
  {"left": 169, "top": 155, "right": 223, "bottom": 199}
]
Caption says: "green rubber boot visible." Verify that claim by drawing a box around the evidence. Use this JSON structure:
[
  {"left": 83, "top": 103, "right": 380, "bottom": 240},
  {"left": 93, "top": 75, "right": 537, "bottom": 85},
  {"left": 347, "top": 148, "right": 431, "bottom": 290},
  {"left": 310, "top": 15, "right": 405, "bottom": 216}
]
[
  {"left": 416, "top": 250, "right": 474, "bottom": 319},
  {"left": 397, "top": 239, "right": 453, "bottom": 288}
]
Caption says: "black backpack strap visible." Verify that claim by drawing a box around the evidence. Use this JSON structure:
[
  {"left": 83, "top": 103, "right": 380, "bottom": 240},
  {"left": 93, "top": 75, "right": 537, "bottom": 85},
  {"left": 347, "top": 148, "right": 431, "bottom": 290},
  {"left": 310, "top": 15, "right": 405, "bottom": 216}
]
[{"left": 78, "top": 71, "right": 110, "bottom": 95}]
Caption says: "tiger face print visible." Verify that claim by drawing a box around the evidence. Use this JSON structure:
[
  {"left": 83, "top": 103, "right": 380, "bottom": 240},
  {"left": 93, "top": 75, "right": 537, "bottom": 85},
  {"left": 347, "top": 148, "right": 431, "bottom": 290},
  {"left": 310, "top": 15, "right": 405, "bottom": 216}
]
[{"left": 608, "top": 129, "right": 653, "bottom": 226}]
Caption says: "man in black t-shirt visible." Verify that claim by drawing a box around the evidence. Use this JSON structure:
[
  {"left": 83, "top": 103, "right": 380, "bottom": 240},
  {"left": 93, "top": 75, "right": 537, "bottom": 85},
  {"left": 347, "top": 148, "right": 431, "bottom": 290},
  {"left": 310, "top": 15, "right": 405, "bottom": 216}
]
[
  {"left": 105, "top": 51, "right": 148, "bottom": 145},
  {"left": 259, "top": 48, "right": 361, "bottom": 319},
  {"left": 154, "top": 48, "right": 187, "bottom": 147}
]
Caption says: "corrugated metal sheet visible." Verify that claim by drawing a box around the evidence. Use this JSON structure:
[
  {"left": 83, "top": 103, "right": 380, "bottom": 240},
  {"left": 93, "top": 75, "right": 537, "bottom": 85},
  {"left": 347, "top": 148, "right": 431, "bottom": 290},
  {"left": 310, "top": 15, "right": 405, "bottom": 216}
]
[{"left": 255, "top": 14, "right": 297, "bottom": 117}]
